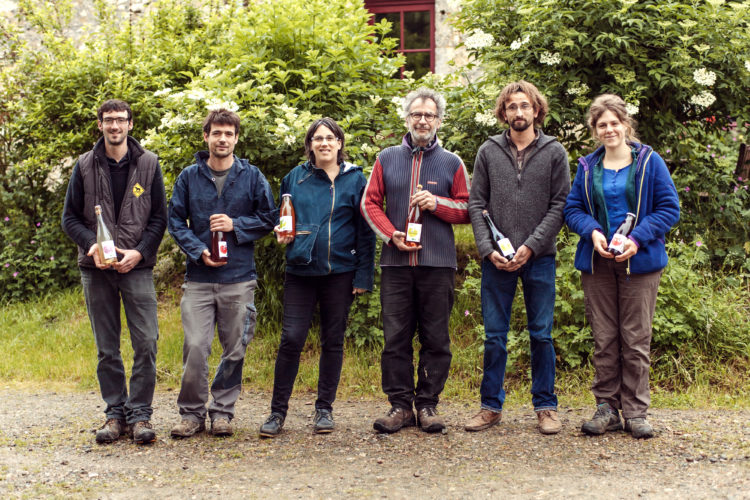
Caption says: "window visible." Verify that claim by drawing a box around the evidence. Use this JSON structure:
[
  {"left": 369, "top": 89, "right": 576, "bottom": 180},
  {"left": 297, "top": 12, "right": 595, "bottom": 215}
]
[{"left": 365, "top": 0, "right": 435, "bottom": 79}]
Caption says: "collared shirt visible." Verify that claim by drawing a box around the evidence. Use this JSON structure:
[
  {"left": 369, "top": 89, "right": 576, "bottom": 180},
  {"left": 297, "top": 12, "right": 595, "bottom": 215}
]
[{"left": 507, "top": 129, "right": 540, "bottom": 172}]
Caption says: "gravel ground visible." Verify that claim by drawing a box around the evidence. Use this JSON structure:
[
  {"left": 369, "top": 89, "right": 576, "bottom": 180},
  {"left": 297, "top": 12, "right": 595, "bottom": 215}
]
[{"left": 0, "top": 388, "right": 748, "bottom": 499}]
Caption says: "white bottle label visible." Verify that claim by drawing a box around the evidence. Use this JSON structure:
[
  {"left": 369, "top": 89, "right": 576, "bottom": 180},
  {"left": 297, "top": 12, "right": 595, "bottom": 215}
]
[
  {"left": 218, "top": 241, "right": 228, "bottom": 258},
  {"left": 406, "top": 222, "right": 422, "bottom": 243},
  {"left": 101, "top": 240, "right": 116, "bottom": 260},
  {"left": 279, "top": 216, "right": 293, "bottom": 232},
  {"left": 610, "top": 233, "right": 627, "bottom": 253},
  {"left": 499, "top": 238, "right": 515, "bottom": 258}
]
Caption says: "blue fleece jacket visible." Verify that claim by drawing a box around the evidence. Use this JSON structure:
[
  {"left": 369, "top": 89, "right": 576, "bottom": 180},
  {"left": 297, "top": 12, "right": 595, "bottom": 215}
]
[{"left": 564, "top": 143, "right": 680, "bottom": 274}]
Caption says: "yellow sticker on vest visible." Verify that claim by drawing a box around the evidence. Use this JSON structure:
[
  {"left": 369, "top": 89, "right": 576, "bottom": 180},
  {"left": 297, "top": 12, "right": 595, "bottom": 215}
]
[{"left": 132, "top": 183, "right": 144, "bottom": 197}]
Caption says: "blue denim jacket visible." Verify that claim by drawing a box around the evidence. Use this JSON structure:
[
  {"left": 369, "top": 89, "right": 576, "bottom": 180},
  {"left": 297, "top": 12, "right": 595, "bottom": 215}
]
[
  {"left": 280, "top": 161, "right": 375, "bottom": 290},
  {"left": 168, "top": 152, "right": 276, "bottom": 283}
]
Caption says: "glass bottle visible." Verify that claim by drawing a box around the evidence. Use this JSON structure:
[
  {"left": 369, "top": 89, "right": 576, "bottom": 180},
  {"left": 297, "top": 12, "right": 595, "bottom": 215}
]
[
  {"left": 405, "top": 184, "right": 424, "bottom": 247},
  {"left": 482, "top": 210, "right": 515, "bottom": 260},
  {"left": 279, "top": 193, "right": 296, "bottom": 238},
  {"left": 608, "top": 212, "right": 637, "bottom": 255},
  {"left": 95, "top": 205, "right": 118, "bottom": 265},
  {"left": 211, "top": 229, "right": 228, "bottom": 262}
]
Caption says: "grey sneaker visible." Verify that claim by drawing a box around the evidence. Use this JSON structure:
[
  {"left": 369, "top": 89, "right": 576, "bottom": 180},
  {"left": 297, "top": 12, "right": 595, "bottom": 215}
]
[
  {"left": 211, "top": 418, "right": 233, "bottom": 437},
  {"left": 581, "top": 403, "right": 623, "bottom": 435},
  {"left": 170, "top": 418, "right": 205, "bottom": 439},
  {"left": 95, "top": 418, "right": 127, "bottom": 444},
  {"left": 313, "top": 409, "right": 334, "bottom": 434},
  {"left": 625, "top": 417, "right": 654, "bottom": 439},
  {"left": 132, "top": 421, "right": 156, "bottom": 444},
  {"left": 259, "top": 413, "right": 285, "bottom": 438}
]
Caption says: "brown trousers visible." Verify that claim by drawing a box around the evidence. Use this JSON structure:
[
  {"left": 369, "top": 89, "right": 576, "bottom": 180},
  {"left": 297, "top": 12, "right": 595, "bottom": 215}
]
[{"left": 581, "top": 254, "right": 662, "bottom": 419}]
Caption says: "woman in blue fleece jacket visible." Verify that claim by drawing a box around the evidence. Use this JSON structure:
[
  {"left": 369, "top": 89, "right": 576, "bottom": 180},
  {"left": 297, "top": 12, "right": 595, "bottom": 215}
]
[
  {"left": 564, "top": 94, "right": 679, "bottom": 439},
  {"left": 259, "top": 118, "right": 375, "bottom": 438}
]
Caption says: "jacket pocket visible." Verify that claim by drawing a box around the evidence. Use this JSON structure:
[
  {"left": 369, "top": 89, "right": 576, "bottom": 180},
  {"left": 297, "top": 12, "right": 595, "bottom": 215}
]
[{"left": 286, "top": 223, "right": 319, "bottom": 266}]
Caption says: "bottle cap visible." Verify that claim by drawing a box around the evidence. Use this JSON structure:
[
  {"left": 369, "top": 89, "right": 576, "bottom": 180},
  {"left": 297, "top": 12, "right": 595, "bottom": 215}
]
[{"left": 94, "top": 205, "right": 102, "bottom": 214}]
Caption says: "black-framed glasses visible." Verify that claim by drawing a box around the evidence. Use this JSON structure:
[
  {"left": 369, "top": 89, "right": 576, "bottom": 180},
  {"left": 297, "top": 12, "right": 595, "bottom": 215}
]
[
  {"left": 408, "top": 112, "right": 438, "bottom": 123},
  {"left": 102, "top": 117, "right": 129, "bottom": 125}
]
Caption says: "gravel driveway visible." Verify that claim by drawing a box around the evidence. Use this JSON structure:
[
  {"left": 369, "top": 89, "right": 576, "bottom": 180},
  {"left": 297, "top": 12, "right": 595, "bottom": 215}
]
[{"left": 1, "top": 388, "right": 748, "bottom": 499}]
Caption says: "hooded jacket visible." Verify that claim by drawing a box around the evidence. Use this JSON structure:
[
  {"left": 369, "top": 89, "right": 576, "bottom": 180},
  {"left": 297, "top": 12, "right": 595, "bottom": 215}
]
[{"left": 564, "top": 143, "right": 680, "bottom": 274}]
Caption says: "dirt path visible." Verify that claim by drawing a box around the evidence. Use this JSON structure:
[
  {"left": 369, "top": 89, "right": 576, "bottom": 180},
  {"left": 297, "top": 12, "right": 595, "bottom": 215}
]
[{"left": 0, "top": 388, "right": 748, "bottom": 499}]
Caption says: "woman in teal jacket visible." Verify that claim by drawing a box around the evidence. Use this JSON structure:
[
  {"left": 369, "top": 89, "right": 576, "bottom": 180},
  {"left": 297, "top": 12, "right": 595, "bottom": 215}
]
[
  {"left": 564, "top": 94, "right": 679, "bottom": 439},
  {"left": 259, "top": 117, "right": 375, "bottom": 437}
]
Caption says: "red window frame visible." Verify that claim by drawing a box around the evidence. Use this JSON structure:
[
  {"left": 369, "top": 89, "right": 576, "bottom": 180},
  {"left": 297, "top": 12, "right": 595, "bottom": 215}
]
[{"left": 365, "top": 0, "right": 435, "bottom": 78}]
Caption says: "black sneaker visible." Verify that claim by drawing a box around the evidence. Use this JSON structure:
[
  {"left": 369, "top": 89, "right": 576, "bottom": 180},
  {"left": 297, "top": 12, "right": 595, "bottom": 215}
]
[
  {"left": 581, "top": 402, "right": 623, "bottom": 435},
  {"left": 259, "top": 413, "right": 284, "bottom": 438},
  {"left": 624, "top": 417, "right": 654, "bottom": 439},
  {"left": 132, "top": 421, "right": 157, "bottom": 444},
  {"left": 313, "top": 409, "right": 334, "bottom": 434}
]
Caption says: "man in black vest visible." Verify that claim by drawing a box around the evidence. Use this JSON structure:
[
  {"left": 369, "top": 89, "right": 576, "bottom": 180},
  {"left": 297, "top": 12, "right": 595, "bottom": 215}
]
[{"left": 62, "top": 99, "right": 167, "bottom": 444}]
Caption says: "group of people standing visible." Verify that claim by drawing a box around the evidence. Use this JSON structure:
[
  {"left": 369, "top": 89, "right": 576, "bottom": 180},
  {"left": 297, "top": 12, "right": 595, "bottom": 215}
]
[{"left": 61, "top": 80, "right": 679, "bottom": 446}]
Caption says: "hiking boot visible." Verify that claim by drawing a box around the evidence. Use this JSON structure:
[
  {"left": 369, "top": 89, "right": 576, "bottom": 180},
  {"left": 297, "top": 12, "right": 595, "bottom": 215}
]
[
  {"left": 313, "top": 409, "right": 334, "bottom": 434},
  {"left": 373, "top": 406, "right": 415, "bottom": 434},
  {"left": 170, "top": 418, "right": 205, "bottom": 439},
  {"left": 624, "top": 417, "right": 654, "bottom": 439},
  {"left": 581, "top": 403, "right": 623, "bottom": 435},
  {"left": 95, "top": 418, "right": 127, "bottom": 444},
  {"left": 132, "top": 420, "right": 157, "bottom": 444},
  {"left": 259, "top": 413, "right": 285, "bottom": 438},
  {"left": 537, "top": 409, "right": 562, "bottom": 435},
  {"left": 211, "top": 418, "right": 233, "bottom": 437},
  {"left": 417, "top": 407, "right": 445, "bottom": 433},
  {"left": 464, "top": 409, "right": 502, "bottom": 432}
]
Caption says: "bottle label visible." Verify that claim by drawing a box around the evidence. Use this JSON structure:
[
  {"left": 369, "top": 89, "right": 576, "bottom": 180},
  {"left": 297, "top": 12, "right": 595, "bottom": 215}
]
[
  {"left": 101, "top": 240, "right": 116, "bottom": 260},
  {"left": 218, "top": 241, "right": 228, "bottom": 258},
  {"left": 609, "top": 233, "right": 627, "bottom": 253},
  {"left": 279, "top": 216, "right": 293, "bottom": 232},
  {"left": 499, "top": 238, "right": 515, "bottom": 258},
  {"left": 406, "top": 222, "right": 422, "bottom": 243}
]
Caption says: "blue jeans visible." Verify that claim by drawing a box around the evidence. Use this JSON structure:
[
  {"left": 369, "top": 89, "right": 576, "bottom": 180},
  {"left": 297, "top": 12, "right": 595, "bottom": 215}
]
[
  {"left": 480, "top": 255, "right": 557, "bottom": 411},
  {"left": 80, "top": 267, "right": 159, "bottom": 424}
]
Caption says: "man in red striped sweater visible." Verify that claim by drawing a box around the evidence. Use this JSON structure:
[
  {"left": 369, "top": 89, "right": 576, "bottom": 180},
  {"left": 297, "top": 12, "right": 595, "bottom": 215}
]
[{"left": 361, "top": 88, "right": 471, "bottom": 434}]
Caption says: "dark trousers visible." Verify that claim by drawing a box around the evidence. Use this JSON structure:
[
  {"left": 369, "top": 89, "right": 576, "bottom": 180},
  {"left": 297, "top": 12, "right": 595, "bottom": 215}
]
[
  {"left": 380, "top": 266, "right": 454, "bottom": 410},
  {"left": 270, "top": 271, "right": 355, "bottom": 417}
]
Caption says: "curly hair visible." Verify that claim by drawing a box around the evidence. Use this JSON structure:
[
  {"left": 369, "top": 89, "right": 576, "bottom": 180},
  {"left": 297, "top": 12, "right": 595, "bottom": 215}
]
[
  {"left": 586, "top": 94, "right": 639, "bottom": 143},
  {"left": 494, "top": 80, "right": 548, "bottom": 127}
]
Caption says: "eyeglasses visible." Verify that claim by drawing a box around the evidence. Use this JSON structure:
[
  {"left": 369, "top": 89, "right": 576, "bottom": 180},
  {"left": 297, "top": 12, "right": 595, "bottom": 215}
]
[
  {"left": 312, "top": 135, "right": 339, "bottom": 144},
  {"left": 102, "top": 117, "right": 129, "bottom": 125},
  {"left": 408, "top": 112, "right": 438, "bottom": 123},
  {"left": 505, "top": 103, "right": 533, "bottom": 113}
]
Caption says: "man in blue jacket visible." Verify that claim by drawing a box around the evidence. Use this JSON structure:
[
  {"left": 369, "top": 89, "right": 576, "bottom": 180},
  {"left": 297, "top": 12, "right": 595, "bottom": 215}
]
[{"left": 168, "top": 109, "right": 276, "bottom": 438}]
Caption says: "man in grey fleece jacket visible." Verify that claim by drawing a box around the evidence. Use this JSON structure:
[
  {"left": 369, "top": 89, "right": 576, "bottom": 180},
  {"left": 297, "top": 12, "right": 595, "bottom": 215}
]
[{"left": 465, "top": 81, "right": 570, "bottom": 435}]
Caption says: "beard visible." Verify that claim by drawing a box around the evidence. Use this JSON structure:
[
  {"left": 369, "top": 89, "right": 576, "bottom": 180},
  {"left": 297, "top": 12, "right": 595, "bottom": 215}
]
[
  {"left": 510, "top": 118, "right": 532, "bottom": 132},
  {"left": 409, "top": 125, "right": 437, "bottom": 145}
]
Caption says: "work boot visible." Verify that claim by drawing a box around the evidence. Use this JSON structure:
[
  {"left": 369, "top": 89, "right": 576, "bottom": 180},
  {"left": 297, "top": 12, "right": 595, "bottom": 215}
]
[
  {"left": 581, "top": 402, "right": 623, "bottom": 435},
  {"left": 537, "top": 409, "right": 562, "bottom": 434},
  {"left": 95, "top": 418, "right": 127, "bottom": 444},
  {"left": 170, "top": 418, "right": 205, "bottom": 439},
  {"left": 259, "top": 413, "right": 285, "bottom": 438},
  {"left": 464, "top": 409, "right": 502, "bottom": 432},
  {"left": 132, "top": 421, "right": 157, "bottom": 444},
  {"left": 313, "top": 409, "right": 334, "bottom": 434},
  {"left": 211, "top": 418, "right": 233, "bottom": 437},
  {"left": 373, "top": 406, "right": 415, "bottom": 434},
  {"left": 417, "top": 407, "right": 445, "bottom": 433},
  {"left": 624, "top": 417, "right": 654, "bottom": 439}
]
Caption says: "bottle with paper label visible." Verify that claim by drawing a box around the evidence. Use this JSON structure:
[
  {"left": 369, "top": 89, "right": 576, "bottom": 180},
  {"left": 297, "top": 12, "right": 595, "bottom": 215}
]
[
  {"left": 607, "top": 212, "right": 637, "bottom": 256},
  {"left": 211, "top": 230, "right": 228, "bottom": 262},
  {"left": 482, "top": 210, "right": 515, "bottom": 260},
  {"left": 405, "top": 184, "right": 423, "bottom": 247},
  {"left": 279, "top": 193, "right": 296, "bottom": 238},
  {"left": 94, "top": 205, "right": 118, "bottom": 265}
]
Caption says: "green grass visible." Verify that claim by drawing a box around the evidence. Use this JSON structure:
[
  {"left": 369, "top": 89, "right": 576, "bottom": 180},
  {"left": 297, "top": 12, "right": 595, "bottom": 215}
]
[{"left": 1, "top": 287, "right": 748, "bottom": 409}]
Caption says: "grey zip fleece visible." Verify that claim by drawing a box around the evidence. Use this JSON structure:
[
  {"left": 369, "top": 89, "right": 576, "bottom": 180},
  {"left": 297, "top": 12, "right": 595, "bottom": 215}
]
[{"left": 469, "top": 129, "right": 571, "bottom": 260}]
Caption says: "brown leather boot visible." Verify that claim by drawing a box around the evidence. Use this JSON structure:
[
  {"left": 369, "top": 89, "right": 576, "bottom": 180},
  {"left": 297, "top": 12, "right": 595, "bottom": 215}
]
[
  {"left": 373, "top": 406, "right": 415, "bottom": 433},
  {"left": 95, "top": 418, "right": 127, "bottom": 444},
  {"left": 464, "top": 409, "right": 502, "bottom": 432},
  {"left": 537, "top": 409, "right": 562, "bottom": 434},
  {"left": 417, "top": 407, "right": 445, "bottom": 433}
]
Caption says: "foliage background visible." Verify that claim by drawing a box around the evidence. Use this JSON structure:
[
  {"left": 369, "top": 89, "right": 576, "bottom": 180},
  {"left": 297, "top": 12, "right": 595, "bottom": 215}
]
[{"left": 0, "top": 0, "right": 748, "bottom": 391}]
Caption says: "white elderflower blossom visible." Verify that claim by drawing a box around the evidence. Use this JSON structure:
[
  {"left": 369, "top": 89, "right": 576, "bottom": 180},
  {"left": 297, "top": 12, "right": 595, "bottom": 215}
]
[
  {"left": 369, "top": 95, "right": 382, "bottom": 106},
  {"left": 474, "top": 110, "right": 496, "bottom": 127},
  {"left": 153, "top": 87, "right": 172, "bottom": 97},
  {"left": 464, "top": 29, "right": 494, "bottom": 50},
  {"left": 510, "top": 34, "right": 530, "bottom": 51},
  {"left": 745, "top": 60, "right": 750, "bottom": 72},
  {"left": 391, "top": 96, "right": 405, "bottom": 114},
  {"left": 283, "top": 135, "right": 296, "bottom": 146},
  {"left": 693, "top": 67, "right": 716, "bottom": 86},
  {"left": 203, "top": 68, "right": 221, "bottom": 79},
  {"left": 625, "top": 102, "right": 639, "bottom": 116},
  {"left": 206, "top": 99, "right": 240, "bottom": 112},
  {"left": 539, "top": 52, "right": 561, "bottom": 65},
  {"left": 446, "top": 0, "right": 462, "bottom": 11},
  {"left": 566, "top": 83, "right": 590, "bottom": 96},
  {"left": 689, "top": 91, "right": 716, "bottom": 108},
  {"left": 186, "top": 88, "right": 208, "bottom": 100}
]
